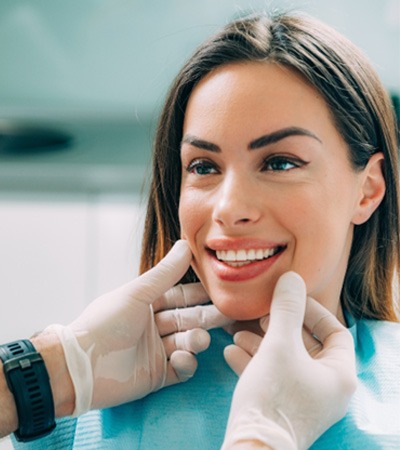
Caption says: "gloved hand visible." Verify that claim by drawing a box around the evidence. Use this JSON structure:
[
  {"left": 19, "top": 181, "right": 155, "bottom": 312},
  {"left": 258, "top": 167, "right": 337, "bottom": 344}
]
[
  {"left": 222, "top": 272, "right": 357, "bottom": 450},
  {"left": 45, "top": 240, "right": 232, "bottom": 416}
]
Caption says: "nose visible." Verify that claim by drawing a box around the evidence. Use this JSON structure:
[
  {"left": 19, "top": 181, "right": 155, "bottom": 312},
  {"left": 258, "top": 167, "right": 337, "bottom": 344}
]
[{"left": 212, "top": 172, "right": 262, "bottom": 228}]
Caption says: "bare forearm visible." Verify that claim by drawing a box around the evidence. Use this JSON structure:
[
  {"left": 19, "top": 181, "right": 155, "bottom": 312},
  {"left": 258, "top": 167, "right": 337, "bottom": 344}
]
[
  {"left": 0, "top": 331, "right": 75, "bottom": 438},
  {"left": 31, "top": 331, "right": 75, "bottom": 417}
]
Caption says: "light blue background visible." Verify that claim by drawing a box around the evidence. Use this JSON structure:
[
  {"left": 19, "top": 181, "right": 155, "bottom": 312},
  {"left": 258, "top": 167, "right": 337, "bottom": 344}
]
[{"left": 0, "top": 0, "right": 398, "bottom": 118}]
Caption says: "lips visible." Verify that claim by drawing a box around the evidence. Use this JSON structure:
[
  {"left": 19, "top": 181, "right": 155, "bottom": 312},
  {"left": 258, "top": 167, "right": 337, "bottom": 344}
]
[
  {"left": 215, "top": 247, "right": 282, "bottom": 266},
  {"left": 205, "top": 240, "right": 286, "bottom": 282}
]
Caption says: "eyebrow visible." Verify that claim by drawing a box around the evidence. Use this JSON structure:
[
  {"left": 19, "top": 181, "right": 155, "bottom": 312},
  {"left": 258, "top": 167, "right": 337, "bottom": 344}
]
[{"left": 181, "top": 126, "right": 322, "bottom": 152}]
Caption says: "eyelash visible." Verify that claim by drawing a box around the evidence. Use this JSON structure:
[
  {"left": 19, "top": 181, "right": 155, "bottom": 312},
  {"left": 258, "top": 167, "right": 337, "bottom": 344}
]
[
  {"left": 186, "top": 155, "right": 305, "bottom": 175},
  {"left": 262, "top": 156, "right": 303, "bottom": 172},
  {"left": 186, "top": 159, "right": 218, "bottom": 175}
]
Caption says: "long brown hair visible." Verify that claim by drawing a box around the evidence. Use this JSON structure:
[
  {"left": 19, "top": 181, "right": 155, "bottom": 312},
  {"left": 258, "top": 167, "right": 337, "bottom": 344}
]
[{"left": 140, "top": 12, "right": 400, "bottom": 321}]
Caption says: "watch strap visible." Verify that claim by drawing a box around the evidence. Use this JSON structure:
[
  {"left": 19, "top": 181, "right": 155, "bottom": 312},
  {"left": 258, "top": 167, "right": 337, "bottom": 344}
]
[{"left": 0, "top": 340, "right": 56, "bottom": 442}]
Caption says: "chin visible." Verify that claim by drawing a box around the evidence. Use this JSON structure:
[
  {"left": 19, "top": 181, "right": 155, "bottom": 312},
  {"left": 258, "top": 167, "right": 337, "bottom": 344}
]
[
  {"left": 193, "top": 265, "right": 273, "bottom": 320},
  {"left": 210, "top": 294, "right": 271, "bottom": 321}
]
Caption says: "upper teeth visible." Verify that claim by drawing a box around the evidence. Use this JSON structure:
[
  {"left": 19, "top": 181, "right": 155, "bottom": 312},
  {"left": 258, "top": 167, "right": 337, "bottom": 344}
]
[{"left": 216, "top": 248, "right": 279, "bottom": 262}]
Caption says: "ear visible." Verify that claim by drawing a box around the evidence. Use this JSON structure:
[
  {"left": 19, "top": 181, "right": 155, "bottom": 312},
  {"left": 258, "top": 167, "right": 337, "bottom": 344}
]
[{"left": 352, "top": 152, "right": 386, "bottom": 225}]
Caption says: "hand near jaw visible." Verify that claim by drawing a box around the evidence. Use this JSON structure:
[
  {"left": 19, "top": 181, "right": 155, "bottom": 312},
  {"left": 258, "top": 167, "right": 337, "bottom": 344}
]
[
  {"left": 44, "top": 240, "right": 232, "bottom": 416},
  {"left": 222, "top": 272, "right": 357, "bottom": 450},
  {"left": 154, "top": 281, "right": 234, "bottom": 381}
]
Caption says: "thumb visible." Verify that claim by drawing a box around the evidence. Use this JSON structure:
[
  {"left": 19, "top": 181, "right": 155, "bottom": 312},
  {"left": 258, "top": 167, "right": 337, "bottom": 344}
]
[
  {"left": 267, "top": 271, "right": 307, "bottom": 338},
  {"left": 126, "top": 240, "right": 192, "bottom": 305}
]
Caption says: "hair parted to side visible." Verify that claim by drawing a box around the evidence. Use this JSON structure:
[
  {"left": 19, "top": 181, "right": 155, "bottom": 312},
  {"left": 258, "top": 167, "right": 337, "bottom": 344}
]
[{"left": 140, "top": 12, "right": 400, "bottom": 321}]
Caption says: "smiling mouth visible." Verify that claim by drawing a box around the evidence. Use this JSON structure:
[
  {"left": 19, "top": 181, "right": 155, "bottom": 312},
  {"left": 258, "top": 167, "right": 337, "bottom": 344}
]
[{"left": 214, "top": 246, "right": 285, "bottom": 267}]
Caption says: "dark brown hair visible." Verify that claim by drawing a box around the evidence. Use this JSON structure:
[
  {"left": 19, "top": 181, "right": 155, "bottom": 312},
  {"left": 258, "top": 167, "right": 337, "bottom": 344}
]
[{"left": 140, "top": 12, "right": 400, "bottom": 321}]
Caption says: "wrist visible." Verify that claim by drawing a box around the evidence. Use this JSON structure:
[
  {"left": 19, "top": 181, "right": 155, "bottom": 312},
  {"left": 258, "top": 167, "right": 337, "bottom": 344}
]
[
  {"left": 30, "top": 331, "right": 75, "bottom": 417},
  {"left": 0, "top": 359, "right": 18, "bottom": 437}
]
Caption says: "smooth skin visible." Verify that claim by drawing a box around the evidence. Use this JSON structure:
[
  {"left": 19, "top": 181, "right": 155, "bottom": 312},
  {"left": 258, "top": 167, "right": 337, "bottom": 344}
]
[{"left": 179, "top": 61, "right": 385, "bottom": 322}]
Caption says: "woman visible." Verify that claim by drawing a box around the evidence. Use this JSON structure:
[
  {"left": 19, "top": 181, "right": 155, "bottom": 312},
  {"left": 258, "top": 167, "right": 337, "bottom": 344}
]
[
  {"left": 8, "top": 11, "right": 399, "bottom": 450},
  {"left": 142, "top": 12, "right": 399, "bottom": 323},
  {"left": 139, "top": 10, "right": 400, "bottom": 448}
]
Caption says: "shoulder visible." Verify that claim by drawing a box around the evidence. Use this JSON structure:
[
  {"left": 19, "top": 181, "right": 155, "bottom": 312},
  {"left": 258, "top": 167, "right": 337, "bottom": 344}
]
[
  {"left": 357, "top": 318, "right": 400, "bottom": 344},
  {"left": 352, "top": 318, "right": 400, "bottom": 370}
]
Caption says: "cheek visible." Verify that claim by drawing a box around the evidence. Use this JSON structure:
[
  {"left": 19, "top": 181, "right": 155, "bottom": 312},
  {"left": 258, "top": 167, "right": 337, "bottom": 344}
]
[
  {"left": 178, "top": 191, "right": 203, "bottom": 241},
  {"left": 179, "top": 190, "right": 212, "bottom": 286}
]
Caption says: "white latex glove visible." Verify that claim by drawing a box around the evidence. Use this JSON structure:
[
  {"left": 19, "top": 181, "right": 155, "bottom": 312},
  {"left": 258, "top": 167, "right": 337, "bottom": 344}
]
[
  {"left": 222, "top": 272, "right": 357, "bottom": 450},
  {"left": 45, "top": 240, "right": 231, "bottom": 416}
]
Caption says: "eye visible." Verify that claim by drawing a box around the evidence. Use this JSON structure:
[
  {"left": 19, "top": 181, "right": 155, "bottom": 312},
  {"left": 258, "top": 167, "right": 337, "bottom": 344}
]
[
  {"left": 263, "top": 155, "right": 303, "bottom": 172},
  {"left": 186, "top": 159, "right": 218, "bottom": 175}
]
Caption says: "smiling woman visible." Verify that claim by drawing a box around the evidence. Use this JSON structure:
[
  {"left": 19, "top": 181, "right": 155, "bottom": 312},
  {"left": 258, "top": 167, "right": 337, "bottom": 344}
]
[
  {"left": 10, "top": 10, "right": 400, "bottom": 450},
  {"left": 135, "top": 10, "right": 399, "bottom": 448},
  {"left": 178, "top": 61, "right": 379, "bottom": 322},
  {"left": 141, "top": 14, "right": 399, "bottom": 324}
]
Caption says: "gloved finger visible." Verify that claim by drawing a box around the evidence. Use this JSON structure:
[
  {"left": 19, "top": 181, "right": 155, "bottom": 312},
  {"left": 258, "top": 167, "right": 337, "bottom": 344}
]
[
  {"left": 302, "top": 327, "right": 323, "bottom": 357},
  {"left": 224, "top": 344, "right": 251, "bottom": 376},
  {"left": 261, "top": 311, "right": 321, "bottom": 356},
  {"left": 156, "top": 304, "right": 234, "bottom": 336},
  {"left": 162, "top": 329, "right": 211, "bottom": 357},
  {"left": 164, "top": 350, "right": 198, "bottom": 385},
  {"left": 153, "top": 283, "right": 210, "bottom": 313},
  {"left": 304, "top": 296, "right": 345, "bottom": 342},
  {"left": 267, "top": 271, "right": 307, "bottom": 340},
  {"left": 304, "top": 296, "right": 355, "bottom": 362},
  {"left": 233, "top": 331, "right": 262, "bottom": 357},
  {"left": 122, "top": 240, "right": 192, "bottom": 306},
  {"left": 259, "top": 314, "right": 270, "bottom": 332},
  {"left": 226, "top": 327, "right": 318, "bottom": 376},
  {"left": 304, "top": 297, "right": 357, "bottom": 395}
]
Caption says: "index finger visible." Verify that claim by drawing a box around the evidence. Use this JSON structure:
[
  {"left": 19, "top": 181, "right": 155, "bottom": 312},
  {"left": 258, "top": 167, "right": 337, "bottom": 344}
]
[
  {"left": 153, "top": 283, "right": 210, "bottom": 313},
  {"left": 122, "top": 240, "right": 192, "bottom": 305},
  {"left": 304, "top": 297, "right": 355, "bottom": 361},
  {"left": 156, "top": 304, "right": 233, "bottom": 335}
]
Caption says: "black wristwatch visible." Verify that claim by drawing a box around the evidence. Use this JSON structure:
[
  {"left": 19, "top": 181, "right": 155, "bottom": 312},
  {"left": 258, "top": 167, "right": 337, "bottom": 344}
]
[{"left": 0, "top": 339, "right": 56, "bottom": 442}]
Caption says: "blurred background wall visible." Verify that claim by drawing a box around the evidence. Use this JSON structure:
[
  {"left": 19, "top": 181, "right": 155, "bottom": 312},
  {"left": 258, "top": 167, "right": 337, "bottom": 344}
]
[
  {"left": 0, "top": 0, "right": 398, "bottom": 118},
  {"left": 0, "top": 0, "right": 398, "bottom": 340}
]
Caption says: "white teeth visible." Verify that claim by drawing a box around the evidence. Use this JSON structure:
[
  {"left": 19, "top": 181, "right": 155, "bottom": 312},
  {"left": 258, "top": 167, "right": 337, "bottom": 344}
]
[
  {"left": 264, "top": 248, "right": 274, "bottom": 258},
  {"left": 215, "top": 247, "right": 281, "bottom": 263},
  {"left": 226, "top": 261, "right": 252, "bottom": 267},
  {"left": 236, "top": 249, "right": 247, "bottom": 261},
  {"left": 256, "top": 249, "right": 264, "bottom": 260},
  {"left": 226, "top": 250, "right": 236, "bottom": 261}
]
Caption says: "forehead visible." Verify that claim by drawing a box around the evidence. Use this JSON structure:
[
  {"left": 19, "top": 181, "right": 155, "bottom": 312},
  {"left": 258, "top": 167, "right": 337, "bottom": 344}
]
[{"left": 183, "top": 62, "right": 337, "bottom": 141}]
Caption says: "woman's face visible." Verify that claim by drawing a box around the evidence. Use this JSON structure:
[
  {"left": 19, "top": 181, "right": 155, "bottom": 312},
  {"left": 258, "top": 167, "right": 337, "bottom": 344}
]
[{"left": 179, "top": 62, "right": 366, "bottom": 321}]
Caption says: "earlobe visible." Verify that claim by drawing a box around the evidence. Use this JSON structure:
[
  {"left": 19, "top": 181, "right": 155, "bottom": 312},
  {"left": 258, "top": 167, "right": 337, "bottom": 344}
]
[{"left": 352, "top": 152, "right": 386, "bottom": 225}]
